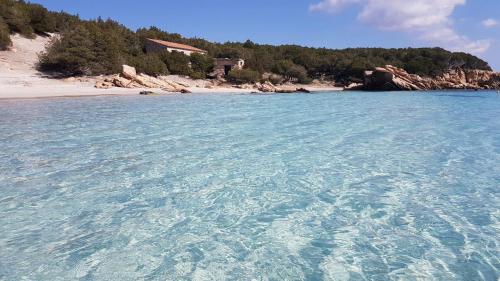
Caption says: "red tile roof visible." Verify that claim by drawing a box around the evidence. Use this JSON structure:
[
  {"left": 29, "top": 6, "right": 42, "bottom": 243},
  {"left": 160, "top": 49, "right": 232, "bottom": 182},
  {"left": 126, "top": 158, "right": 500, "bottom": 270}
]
[{"left": 146, "top": 38, "right": 207, "bottom": 53}]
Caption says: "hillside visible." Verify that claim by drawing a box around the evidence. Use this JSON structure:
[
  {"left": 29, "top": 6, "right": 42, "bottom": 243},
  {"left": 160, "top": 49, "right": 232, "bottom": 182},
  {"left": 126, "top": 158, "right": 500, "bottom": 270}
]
[
  {"left": 0, "top": 0, "right": 493, "bottom": 85},
  {"left": 0, "top": 34, "right": 145, "bottom": 98}
]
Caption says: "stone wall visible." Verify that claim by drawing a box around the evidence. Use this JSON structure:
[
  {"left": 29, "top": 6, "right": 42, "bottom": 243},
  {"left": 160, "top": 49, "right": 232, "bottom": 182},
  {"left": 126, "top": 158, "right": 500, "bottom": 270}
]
[{"left": 213, "top": 58, "right": 245, "bottom": 76}]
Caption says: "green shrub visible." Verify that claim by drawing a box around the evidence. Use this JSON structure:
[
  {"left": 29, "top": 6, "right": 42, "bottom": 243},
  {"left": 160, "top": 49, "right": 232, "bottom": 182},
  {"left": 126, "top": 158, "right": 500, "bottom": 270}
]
[
  {"left": 272, "top": 60, "right": 311, "bottom": 84},
  {"left": 189, "top": 71, "right": 205, "bottom": 80},
  {"left": 159, "top": 50, "right": 191, "bottom": 76},
  {"left": 0, "top": 0, "right": 34, "bottom": 38},
  {"left": 27, "top": 4, "right": 56, "bottom": 34},
  {"left": 190, "top": 53, "right": 214, "bottom": 76},
  {"left": 268, "top": 74, "right": 284, "bottom": 85},
  {"left": 132, "top": 54, "right": 169, "bottom": 76},
  {"left": 227, "top": 69, "right": 261, "bottom": 84},
  {"left": 38, "top": 25, "right": 95, "bottom": 76},
  {"left": 0, "top": 17, "right": 11, "bottom": 50}
]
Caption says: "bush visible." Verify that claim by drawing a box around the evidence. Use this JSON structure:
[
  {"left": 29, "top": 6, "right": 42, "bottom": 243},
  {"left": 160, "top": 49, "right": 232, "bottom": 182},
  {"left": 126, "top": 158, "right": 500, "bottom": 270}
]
[
  {"left": 27, "top": 4, "right": 56, "bottom": 34},
  {"left": 132, "top": 54, "right": 168, "bottom": 76},
  {"left": 159, "top": 50, "right": 191, "bottom": 76},
  {"left": 38, "top": 25, "right": 95, "bottom": 76},
  {"left": 227, "top": 69, "right": 260, "bottom": 84},
  {"left": 272, "top": 60, "right": 311, "bottom": 84},
  {"left": 190, "top": 53, "right": 214, "bottom": 75},
  {"left": 262, "top": 72, "right": 284, "bottom": 84},
  {"left": 0, "top": 0, "right": 34, "bottom": 38},
  {"left": 0, "top": 17, "right": 11, "bottom": 50},
  {"left": 189, "top": 71, "right": 205, "bottom": 80}
]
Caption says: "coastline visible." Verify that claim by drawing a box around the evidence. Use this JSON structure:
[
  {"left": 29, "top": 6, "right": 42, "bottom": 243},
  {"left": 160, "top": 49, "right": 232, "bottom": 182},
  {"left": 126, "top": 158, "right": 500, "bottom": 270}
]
[
  {"left": 0, "top": 82, "right": 343, "bottom": 100},
  {"left": 0, "top": 34, "right": 342, "bottom": 100}
]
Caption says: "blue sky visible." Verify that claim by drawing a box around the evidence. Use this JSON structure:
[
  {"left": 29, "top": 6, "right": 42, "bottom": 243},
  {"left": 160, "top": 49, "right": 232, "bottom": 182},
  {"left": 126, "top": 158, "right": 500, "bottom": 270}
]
[{"left": 31, "top": 0, "right": 500, "bottom": 70}]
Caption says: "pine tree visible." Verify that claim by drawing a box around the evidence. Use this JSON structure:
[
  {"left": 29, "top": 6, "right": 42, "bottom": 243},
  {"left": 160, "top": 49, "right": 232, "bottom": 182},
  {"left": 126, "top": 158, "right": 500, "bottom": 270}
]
[
  {"left": 38, "top": 25, "right": 95, "bottom": 76},
  {"left": 0, "top": 16, "right": 12, "bottom": 50}
]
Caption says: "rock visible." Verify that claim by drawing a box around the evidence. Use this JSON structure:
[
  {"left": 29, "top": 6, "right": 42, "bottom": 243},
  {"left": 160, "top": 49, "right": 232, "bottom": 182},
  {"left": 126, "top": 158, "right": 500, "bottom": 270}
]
[
  {"left": 254, "top": 82, "right": 313, "bottom": 93},
  {"left": 362, "top": 65, "right": 500, "bottom": 91},
  {"left": 262, "top": 72, "right": 285, "bottom": 84},
  {"left": 139, "top": 91, "right": 156, "bottom": 95},
  {"left": 344, "top": 83, "right": 363, "bottom": 90},
  {"left": 95, "top": 65, "right": 194, "bottom": 92},
  {"left": 275, "top": 85, "right": 297, "bottom": 93},
  {"left": 95, "top": 81, "right": 114, "bottom": 89},
  {"left": 180, "top": 88, "right": 191, "bottom": 94},
  {"left": 235, "top": 83, "right": 254, "bottom": 89},
  {"left": 296, "top": 87, "right": 311, "bottom": 93},
  {"left": 121, "top": 65, "right": 137, "bottom": 80},
  {"left": 113, "top": 76, "right": 135, "bottom": 88},
  {"left": 256, "top": 81, "right": 279, "bottom": 92}
]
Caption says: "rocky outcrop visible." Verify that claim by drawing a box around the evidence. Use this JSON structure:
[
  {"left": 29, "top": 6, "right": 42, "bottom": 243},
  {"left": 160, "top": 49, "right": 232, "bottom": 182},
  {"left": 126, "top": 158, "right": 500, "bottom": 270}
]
[
  {"left": 362, "top": 65, "right": 500, "bottom": 91},
  {"left": 95, "top": 65, "right": 191, "bottom": 93},
  {"left": 254, "top": 81, "right": 312, "bottom": 93},
  {"left": 255, "top": 81, "right": 278, "bottom": 92},
  {"left": 121, "top": 65, "right": 137, "bottom": 80}
]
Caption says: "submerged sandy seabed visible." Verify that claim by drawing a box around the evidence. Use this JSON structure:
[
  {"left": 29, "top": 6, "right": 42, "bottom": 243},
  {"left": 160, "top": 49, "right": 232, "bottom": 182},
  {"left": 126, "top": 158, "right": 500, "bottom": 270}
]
[{"left": 0, "top": 35, "right": 341, "bottom": 100}]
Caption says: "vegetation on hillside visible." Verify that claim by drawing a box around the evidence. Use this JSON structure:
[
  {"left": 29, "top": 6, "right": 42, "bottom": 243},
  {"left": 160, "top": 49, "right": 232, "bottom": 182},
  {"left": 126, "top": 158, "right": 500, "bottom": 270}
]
[
  {"left": 227, "top": 69, "right": 261, "bottom": 84},
  {"left": 0, "top": 0, "right": 493, "bottom": 82}
]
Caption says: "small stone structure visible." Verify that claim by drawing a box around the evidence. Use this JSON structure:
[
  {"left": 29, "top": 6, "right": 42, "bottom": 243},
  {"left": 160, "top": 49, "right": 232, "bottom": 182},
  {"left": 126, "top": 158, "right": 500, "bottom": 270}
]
[
  {"left": 213, "top": 58, "right": 245, "bottom": 77},
  {"left": 145, "top": 38, "right": 207, "bottom": 56}
]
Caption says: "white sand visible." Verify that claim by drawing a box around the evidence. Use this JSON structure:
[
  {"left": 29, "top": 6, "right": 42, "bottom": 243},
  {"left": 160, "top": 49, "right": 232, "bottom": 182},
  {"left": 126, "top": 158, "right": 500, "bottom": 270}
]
[{"left": 0, "top": 35, "right": 341, "bottom": 100}]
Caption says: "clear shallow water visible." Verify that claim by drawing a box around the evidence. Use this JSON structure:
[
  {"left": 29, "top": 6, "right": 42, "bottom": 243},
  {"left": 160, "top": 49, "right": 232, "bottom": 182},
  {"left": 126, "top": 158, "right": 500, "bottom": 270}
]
[{"left": 0, "top": 91, "right": 499, "bottom": 281}]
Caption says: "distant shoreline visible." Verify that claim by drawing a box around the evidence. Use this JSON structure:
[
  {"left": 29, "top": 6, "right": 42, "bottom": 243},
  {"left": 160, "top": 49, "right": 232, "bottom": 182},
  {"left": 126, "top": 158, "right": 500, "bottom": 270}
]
[
  {"left": 0, "top": 34, "right": 342, "bottom": 100},
  {"left": 1, "top": 34, "right": 496, "bottom": 101},
  {"left": 0, "top": 84, "right": 344, "bottom": 100}
]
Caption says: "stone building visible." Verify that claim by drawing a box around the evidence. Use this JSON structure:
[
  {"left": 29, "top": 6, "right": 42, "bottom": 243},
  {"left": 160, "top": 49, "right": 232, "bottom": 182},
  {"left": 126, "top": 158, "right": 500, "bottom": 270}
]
[
  {"left": 145, "top": 38, "right": 207, "bottom": 56},
  {"left": 213, "top": 58, "right": 245, "bottom": 77}
]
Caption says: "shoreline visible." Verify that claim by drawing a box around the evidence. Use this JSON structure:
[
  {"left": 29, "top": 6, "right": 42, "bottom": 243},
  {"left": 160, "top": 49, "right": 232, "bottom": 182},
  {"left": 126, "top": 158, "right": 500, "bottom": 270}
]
[
  {"left": 1, "top": 34, "right": 345, "bottom": 100},
  {"left": 0, "top": 84, "right": 344, "bottom": 100}
]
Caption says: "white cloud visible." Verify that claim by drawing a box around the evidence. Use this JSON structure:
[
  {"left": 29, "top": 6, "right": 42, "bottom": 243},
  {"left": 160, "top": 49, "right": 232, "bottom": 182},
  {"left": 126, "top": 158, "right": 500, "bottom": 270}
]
[
  {"left": 309, "top": 0, "right": 362, "bottom": 12},
  {"left": 482, "top": 18, "right": 498, "bottom": 28},
  {"left": 310, "top": 0, "right": 491, "bottom": 54}
]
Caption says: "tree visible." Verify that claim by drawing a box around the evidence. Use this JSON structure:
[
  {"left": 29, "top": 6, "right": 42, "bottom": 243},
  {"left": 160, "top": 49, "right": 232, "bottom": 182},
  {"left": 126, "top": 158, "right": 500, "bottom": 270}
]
[
  {"left": 0, "top": 16, "right": 11, "bottom": 50},
  {"left": 27, "top": 3, "right": 56, "bottom": 34},
  {"left": 131, "top": 53, "right": 168, "bottom": 76},
  {"left": 227, "top": 69, "right": 260, "bottom": 84},
  {"left": 159, "top": 50, "right": 191, "bottom": 76},
  {"left": 0, "top": 0, "right": 34, "bottom": 37},
  {"left": 272, "top": 60, "right": 311, "bottom": 84},
  {"left": 38, "top": 25, "right": 95, "bottom": 76},
  {"left": 190, "top": 53, "right": 214, "bottom": 77}
]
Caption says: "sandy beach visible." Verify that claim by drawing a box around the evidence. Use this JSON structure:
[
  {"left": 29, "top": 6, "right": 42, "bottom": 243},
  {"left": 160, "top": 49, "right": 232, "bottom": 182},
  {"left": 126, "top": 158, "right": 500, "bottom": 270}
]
[{"left": 0, "top": 35, "right": 342, "bottom": 100}]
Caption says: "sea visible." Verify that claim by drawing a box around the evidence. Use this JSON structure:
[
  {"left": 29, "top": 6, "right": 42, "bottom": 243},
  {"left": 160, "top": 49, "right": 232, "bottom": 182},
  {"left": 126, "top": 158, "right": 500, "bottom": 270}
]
[{"left": 0, "top": 91, "right": 499, "bottom": 280}]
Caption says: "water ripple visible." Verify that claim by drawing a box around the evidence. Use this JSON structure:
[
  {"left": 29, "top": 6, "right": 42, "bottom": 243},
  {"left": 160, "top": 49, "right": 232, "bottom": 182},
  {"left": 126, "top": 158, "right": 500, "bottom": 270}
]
[{"left": 0, "top": 91, "right": 499, "bottom": 280}]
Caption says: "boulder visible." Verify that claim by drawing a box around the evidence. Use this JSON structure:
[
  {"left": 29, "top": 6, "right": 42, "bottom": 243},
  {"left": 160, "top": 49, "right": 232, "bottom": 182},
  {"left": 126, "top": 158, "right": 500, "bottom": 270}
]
[
  {"left": 113, "top": 76, "right": 135, "bottom": 88},
  {"left": 345, "top": 83, "right": 363, "bottom": 90},
  {"left": 296, "top": 87, "right": 311, "bottom": 93},
  {"left": 121, "top": 65, "right": 137, "bottom": 80},
  {"left": 95, "top": 81, "right": 114, "bottom": 89},
  {"left": 256, "top": 81, "right": 279, "bottom": 92},
  {"left": 275, "top": 85, "right": 297, "bottom": 93},
  {"left": 94, "top": 68, "right": 193, "bottom": 93},
  {"left": 362, "top": 65, "right": 500, "bottom": 91}
]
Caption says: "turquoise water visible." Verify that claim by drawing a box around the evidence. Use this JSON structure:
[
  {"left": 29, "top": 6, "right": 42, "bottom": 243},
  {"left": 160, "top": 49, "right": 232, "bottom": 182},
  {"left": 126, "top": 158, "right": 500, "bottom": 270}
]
[{"left": 0, "top": 91, "right": 499, "bottom": 280}]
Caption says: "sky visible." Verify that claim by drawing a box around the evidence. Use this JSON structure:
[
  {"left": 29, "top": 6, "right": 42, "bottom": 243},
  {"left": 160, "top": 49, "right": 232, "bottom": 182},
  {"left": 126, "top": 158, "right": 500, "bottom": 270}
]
[{"left": 31, "top": 0, "right": 500, "bottom": 70}]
